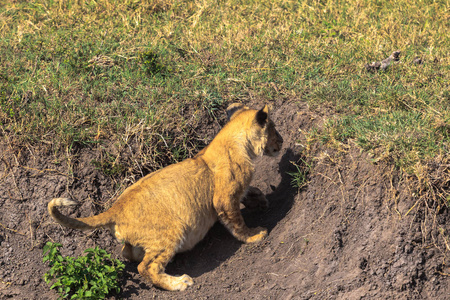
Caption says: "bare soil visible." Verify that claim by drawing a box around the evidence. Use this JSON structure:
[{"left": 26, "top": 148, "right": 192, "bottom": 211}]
[{"left": 1, "top": 100, "right": 449, "bottom": 299}]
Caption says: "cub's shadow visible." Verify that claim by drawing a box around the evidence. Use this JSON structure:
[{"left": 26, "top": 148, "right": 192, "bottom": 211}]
[
  {"left": 118, "top": 265, "right": 151, "bottom": 298},
  {"left": 243, "top": 148, "right": 301, "bottom": 230},
  {"left": 120, "top": 148, "right": 300, "bottom": 294}
]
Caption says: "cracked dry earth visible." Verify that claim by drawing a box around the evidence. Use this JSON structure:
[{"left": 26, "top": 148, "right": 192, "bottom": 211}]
[{"left": 1, "top": 99, "right": 449, "bottom": 299}]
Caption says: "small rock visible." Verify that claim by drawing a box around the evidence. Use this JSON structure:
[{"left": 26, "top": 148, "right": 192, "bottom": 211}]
[
  {"left": 413, "top": 57, "right": 423, "bottom": 64},
  {"left": 404, "top": 244, "right": 413, "bottom": 254},
  {"left": 359, "top": 257, "right": 368, "bottom": 270},
  {"left": 365, "top": 51, "right": 401, "bottom": 72}
]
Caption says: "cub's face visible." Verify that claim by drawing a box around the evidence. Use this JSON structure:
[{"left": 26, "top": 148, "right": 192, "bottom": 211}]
[
  {"left": 263, "top": 119, "right": 283, "bottom": 157},
  {"left": 226, "top": 103, "right": 283, "bottom": 157}
]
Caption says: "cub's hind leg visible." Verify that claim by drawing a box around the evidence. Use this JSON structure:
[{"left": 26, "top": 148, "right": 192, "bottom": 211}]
[
  {"left": 137, "top": 244, "right": 193, "bottom": 291},
  {"left": 121, "top": 243, "right": 145, "bottom": 262}
]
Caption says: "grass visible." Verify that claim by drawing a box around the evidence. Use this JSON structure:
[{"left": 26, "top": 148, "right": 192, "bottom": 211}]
[
  {"left": 0, "top": 0, "right": 449, "bottom": 203},
  {"left": 288, "top": 158, "right": 311, "bottom": 189}
]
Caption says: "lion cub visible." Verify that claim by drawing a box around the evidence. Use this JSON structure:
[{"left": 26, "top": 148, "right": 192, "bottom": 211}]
[{"left": 48, "top": 103, "right": 283, "bottom": 291}]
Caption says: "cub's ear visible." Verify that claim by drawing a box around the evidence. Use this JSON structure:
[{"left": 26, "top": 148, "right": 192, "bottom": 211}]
[
  {"left": 226, "top": 103, "right": 248, "bottom": 120},
  {"left": 256, "top": 104, "right": 269, "bottom": 127}
]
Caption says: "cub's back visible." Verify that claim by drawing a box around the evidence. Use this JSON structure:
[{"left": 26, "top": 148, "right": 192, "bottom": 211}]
[{"left": 113, "top": 156, "right": 215, "bottom": 228}]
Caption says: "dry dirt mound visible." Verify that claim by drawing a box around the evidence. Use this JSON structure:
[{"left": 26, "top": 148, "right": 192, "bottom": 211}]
[{"left": 0, "top": 100, "right": 448, "bottom": 299}]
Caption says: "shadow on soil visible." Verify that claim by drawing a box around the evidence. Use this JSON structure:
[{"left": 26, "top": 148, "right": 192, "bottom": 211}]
[
  {"left": 119, "top": 266, "right": 151, "bottom": 299},
  {"left": 244, "top": 148, "right": 301, "bottom": 231}
]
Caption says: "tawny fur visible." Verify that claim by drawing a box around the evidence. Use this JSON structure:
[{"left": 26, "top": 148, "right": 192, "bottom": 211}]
[{"left": 48, "top": 103, "right": 283, "bottom": 291}]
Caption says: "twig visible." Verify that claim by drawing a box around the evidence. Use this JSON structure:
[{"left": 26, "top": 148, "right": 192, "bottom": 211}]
[
  {"left": 0, "top": 157, "right": 11, "bottom": 183},
  {"left": 0, "top": 222, "right": 26, "bottom": 236},
  {"left": 26, "top": 213, "right": 39, "bottom": 251},
  {"left": 404, "top": 198, "right": 422, "bottom": 217},
  {"left": 0, "top": 281, "right": 12, "bottom": 291},
  {"left": 316, "top": 172, "right": 335, "bottom": 183},
  {"left": 19, "top": 166, "right": 76, "bottom": 178},
  {"left": 10, "top": 172, "right": 24, "bottom": 201}
]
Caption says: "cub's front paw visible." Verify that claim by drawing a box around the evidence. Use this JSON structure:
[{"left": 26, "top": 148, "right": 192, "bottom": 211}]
[
  {"left": 245, "top": 226, "right": 268, "bottom": 243},
  {"left": 171, "top": 274, "right": 194, "bottom": 291},
  {"left": 241, "top": 186, "right": 269, "bottom": 211}
]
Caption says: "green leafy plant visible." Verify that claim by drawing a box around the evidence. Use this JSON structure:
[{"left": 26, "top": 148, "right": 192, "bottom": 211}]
[{"left": 42, "top": 242, "right": 125, "bottom": 299}]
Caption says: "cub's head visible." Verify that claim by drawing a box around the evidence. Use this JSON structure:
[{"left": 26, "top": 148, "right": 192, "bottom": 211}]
[{"left": 226, "top": 103, "right": 283, "bottom": 157}]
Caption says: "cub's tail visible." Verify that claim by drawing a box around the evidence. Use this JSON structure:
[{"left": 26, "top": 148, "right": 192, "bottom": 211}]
[{"left": 48, "top": 198, "right": 114, "bottom": 230}]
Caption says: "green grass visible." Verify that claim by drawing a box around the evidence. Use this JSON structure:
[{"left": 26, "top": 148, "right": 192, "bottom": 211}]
[
  {"left": 1, "top": 0, "right": 449, "bottom": 202},
  {"left": 288, "top": 158, "right": 312, "bottom": 189}
]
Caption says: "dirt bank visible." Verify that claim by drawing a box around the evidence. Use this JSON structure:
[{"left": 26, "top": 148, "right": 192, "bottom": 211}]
[{"left": 1, "top": 100, "right": 448, "bottom": 299}]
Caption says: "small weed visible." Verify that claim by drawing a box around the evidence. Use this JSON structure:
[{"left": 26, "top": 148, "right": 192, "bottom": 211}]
[
  {"left": 202, "top": 90, "right": 224, "bottom": 119},
  {"left": 91, "top": 159, "right": 126, "bottom": 176},
  {"left": 287, "top": 159, "right": 312, "bottom": 189},
  {"left": 91, "top": 155, "right": 126, "bottom": 176},
  {"left": 139, "top": 50, "right": 167, "bottom": 75},
  {"left": 42, "top": 242, "right": 125, "bottom": 299}
]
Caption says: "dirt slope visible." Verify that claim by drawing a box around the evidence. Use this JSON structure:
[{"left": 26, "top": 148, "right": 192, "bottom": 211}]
[{"left": 0, "top": 100, "right": 448, "bottom": 299}]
